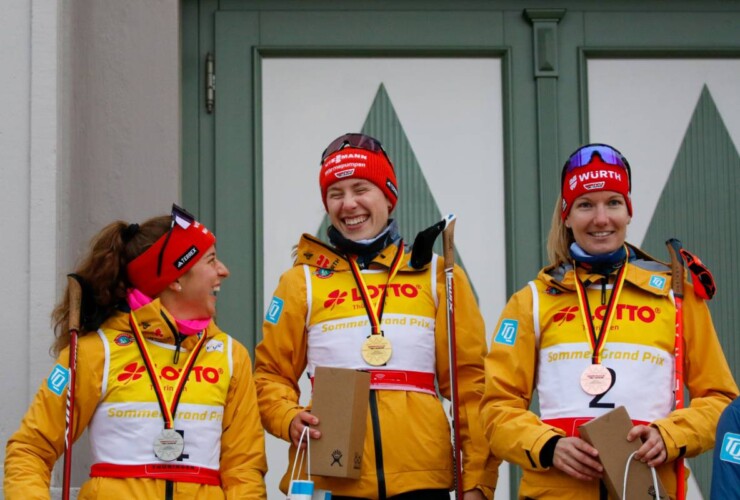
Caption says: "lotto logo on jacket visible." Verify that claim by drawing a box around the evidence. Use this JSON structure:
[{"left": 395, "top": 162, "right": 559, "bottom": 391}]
[
  {"left": 116, "top": 362, "right": 221, "bottom": 384},
  {"left": 552, "top": 303, "right": 657, "bottom": 324},
  {"left": 323, "top": 284, "right": 421, "bottom": 310}
]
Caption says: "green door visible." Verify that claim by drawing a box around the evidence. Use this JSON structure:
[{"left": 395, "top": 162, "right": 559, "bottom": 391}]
[{"left": 182, "top": 2, "right": 740, "bottom": 498}]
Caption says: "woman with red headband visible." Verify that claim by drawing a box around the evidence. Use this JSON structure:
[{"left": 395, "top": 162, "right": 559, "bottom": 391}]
[
  {"left": 479, "top": 144, "right": 738, "bottom": 499},
  {"left": 5, "top": 205, "right": 267, "bottom": 499},
  {"left": 254, "top": 133, "right": 499, "bottom": 499}
]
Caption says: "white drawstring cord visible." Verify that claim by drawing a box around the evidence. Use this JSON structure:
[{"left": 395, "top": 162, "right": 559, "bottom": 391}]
[{"left": 623, "top": 450, "right": 660, "bottom": 500}]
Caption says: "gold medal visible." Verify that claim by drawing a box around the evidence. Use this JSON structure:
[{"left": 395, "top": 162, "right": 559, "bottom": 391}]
[
  {"left": 580, "top": 364, "right": 613, "bottom": 396},
  {"left": 153, "top": 428, "right": 184, "bottom": 462},
  {"left": 361, "top": 335, "right": 392, "bottom": 366}
]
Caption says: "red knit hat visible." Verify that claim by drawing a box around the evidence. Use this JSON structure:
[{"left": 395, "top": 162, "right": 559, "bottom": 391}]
[
  {"left": 319, "top": 146, "right": 398, "bottom": 211},
  {"left": 126, "top": 206, "right": 216, "bottom": 297},
  {"left": 561, "top": 145, "right": 632, "bottom": 220}
]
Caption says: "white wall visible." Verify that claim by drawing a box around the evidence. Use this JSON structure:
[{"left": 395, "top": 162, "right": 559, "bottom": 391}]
[
  {"left": 1, "top": 0, "right": 180, "bottom": 496},
  {"left": 0, "top": 0, "right": 59, "bottom": 490}
]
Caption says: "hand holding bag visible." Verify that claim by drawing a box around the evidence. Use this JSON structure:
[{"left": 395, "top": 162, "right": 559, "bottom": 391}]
[{"left": 287, "top": 425, "right": 332, "bottom": 500}]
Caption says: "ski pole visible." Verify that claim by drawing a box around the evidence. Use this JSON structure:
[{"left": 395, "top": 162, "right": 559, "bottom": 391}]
[
  {"left": 62, "top": 275, "right": 83, "bottom": 500},
  {"left": 443, "top": 214, "right": 463, "bottom": 499},
  {"left": 666, "top": 238, "right": 686, "bottom": 500}
]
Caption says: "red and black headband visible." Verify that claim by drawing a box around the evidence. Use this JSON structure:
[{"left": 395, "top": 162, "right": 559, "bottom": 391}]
[{"left": 126, "top": 204, "right": 215, "bottom": 297}]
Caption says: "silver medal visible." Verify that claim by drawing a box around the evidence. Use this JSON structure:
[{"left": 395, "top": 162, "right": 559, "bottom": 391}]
[{"left": 153, "top": 428, "right": 184, "bottom": 462}]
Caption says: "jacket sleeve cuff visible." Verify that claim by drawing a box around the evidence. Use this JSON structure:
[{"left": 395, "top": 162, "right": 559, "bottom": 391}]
[
  {"left": 466, "top": 485, "right": 494, "bottom": 500},
  {"left": 539, "top": 435, "right": 563, "bottom": 468},
  {"left": 280, "top": 407, "right": 303, "bottom": 443},
  {"left": 462, "top": 470, "right": 497, "bottom": 497},
  {"left": 652, "top": 419, "right": 686, "bottom": 462},
  {"left": 527, "top": 428, "right": 565, "bottom": 469}
]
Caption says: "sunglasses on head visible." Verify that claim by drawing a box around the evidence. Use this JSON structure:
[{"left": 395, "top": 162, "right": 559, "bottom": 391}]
[
  {"left": 156, "top": 204, "right": 196, "bottom": 276},
  {"left": 561, "top": 144, "right": 631, "bottom": 186},
  {"left": 320, "top": 133, "right": 393, "bottom": 168}
]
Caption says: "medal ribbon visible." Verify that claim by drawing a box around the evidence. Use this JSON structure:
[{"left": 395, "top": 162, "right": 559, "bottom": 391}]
[
  {"left": 347, "top": 241, "right": 405, "bottom": 336},
  {"left": 129, "top": 310, "right": 208, "bottom": 430},
  {"left": 573, "top": 252, "right": 628, "bottom": 365}
]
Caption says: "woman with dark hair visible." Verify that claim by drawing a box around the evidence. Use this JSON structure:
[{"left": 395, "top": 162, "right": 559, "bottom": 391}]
[
  {"left": 480, "top": 144, "right": 738, "bottom": 499},
  {"left": 254, "top": 133, "right": 499, "bottom": 498},
  {"left": 5, "top": 205, "right": 267, "bottom": 499}
]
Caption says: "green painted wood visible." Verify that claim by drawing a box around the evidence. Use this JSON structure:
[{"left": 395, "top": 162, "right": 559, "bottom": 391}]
[
  {"left": 584, "top": 12, "right": 740, "bottom": 47},
  {"left": 213, "top": 11, "right": 261, "bottom": 352},
  {"left": 642, "top": 87, "right": 740, "bottom": 498},
  {"left": 181, "top": 0, "right": 200, "bottom": 211},
  {"left": 258, "top": 11, "right": 504, "bottom": 46},
  {"left": 217, "top": 0, "right": 740, "bottom": 13},
  {"left": 502, "top": 11, "right": 544, "bottom": 297},
  {"left": 525, "top": 8, "right": 566, "bottom": 287},
  {"left": 182, "top": 0, "right": 219, "bottom": 228}
]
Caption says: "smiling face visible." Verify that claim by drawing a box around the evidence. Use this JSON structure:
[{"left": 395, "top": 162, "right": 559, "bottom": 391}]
[
  {"left": 163, "top": 245, "right": 229, "bottom": 320},
  {"left": 325, "top": 178, "right": 393, "bottom": 241},
  {"left": 565, "top": 190, "right": 630, "bottom": 255}
]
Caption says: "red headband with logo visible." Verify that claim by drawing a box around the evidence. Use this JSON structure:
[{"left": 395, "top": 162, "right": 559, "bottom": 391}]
[
  {"left": 319, "top": 147, "right": 398, "bottom": 211},
  {"left": 126, "top": 208, "right": 215, "bottom": 297},
  {"left": 561, "top": 156, "right": 632, "bottom": 220}
]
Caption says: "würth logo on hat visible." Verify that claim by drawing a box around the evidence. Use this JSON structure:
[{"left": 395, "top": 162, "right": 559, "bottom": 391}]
[{"left": 175, "top": 246, "right": 199, "bottom": 269}]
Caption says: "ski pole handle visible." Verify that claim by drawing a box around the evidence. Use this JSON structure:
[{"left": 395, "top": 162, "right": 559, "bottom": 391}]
[{"left": 62, "top": 275, "right": 83, "bottom": 500}]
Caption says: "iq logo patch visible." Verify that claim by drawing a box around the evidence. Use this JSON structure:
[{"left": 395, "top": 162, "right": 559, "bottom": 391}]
[
  {"left": 265, "top": 296, "right": 284, "bottom": 325},
  {"left": 494, "top": 319, "right": 518, "bottom": 346},
  {"left": 720, "top": 431, "right": 740, "bottom": 465},
  {"left": 649, "top": 275, "right": 666, "bottom": 291},
  {"left": 47, "top": 364, "right": 70, "bottom": 396}
]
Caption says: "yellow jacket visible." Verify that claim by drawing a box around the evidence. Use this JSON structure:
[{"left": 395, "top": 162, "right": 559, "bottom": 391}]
[
  {"left": 4, "top": 299, "right": 267, "bottom": 499},
  {"left": 480, "top": 245, "right": 738, "bottom": 499},
  {"left": 255, "top": 234, "right": 499, "bottom": 498}
]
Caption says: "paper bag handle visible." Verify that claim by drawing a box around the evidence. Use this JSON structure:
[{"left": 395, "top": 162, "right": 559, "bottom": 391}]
[
  {"left": 623, "top": 450, "right": 660, "bottom": 500},
  {"left": 289, "top": 425, "right": 312, "bottom": 482}
]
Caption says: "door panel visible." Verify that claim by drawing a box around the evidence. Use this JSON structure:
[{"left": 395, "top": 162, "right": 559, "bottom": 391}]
[
  {"left": 262, "top": 57, "right": 507, "bottom": 336},
  {"left": 213, "top": 11, "right": 511, "bottom": 498},
  {"left": 588, "top": 57, "right": 740, "bottom": 497}
]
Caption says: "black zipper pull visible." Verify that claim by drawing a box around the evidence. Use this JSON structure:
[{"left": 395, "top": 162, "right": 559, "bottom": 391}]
[
  {"left": 173, "top": 333, "right": 183, "bottom": 364},
  {"left": 601, "top": 277, "right": 607, "bottom": 305}
]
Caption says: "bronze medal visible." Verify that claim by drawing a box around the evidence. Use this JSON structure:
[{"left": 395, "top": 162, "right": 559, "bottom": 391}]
[
  {"left": 153, "top": 428, "right": 184, "bottom": 462},
  {"left": 361, "top": 335, "right": 393, "bottom": 366},
  {"left": 580, "top": 364, "right": 613, "bottom": 396}
]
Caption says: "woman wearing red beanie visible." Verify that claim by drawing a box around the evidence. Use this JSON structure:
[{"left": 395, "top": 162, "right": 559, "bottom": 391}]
[
  {"left": 479, "top": 144, "right": 738, "bottom": 499},
  {"left": 254, "top": 133, "right": 499, "bottom": 499},
  {"left": 5, "top": 205, "right": 267, "bottom": 499}
]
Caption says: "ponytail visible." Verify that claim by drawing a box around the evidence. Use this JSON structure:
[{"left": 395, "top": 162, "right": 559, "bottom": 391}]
[{"left": 51, "top": 215, "right": 170, "bottom": 356}]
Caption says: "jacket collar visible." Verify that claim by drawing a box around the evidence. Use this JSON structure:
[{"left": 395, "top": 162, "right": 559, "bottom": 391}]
[
  {"left": 540, "top": 243, "right": 672, "bottom": 296},
  {"left": 102, "top": 298, "right": 218, "bottom": 347},
  {"left": 294, "top": 233, "right": 421, "bottom": 272}
]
